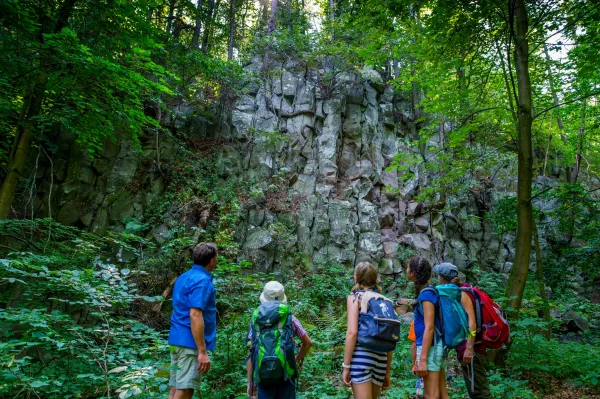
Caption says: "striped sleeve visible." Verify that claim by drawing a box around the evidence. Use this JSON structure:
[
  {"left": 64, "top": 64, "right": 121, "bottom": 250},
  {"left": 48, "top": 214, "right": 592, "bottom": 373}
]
[{"left": 291, "top": 316, "right": 307, "bottom": 338}]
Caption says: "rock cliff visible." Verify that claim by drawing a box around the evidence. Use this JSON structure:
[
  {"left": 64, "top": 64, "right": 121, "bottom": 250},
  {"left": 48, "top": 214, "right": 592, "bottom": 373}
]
[{"left": 33, "top": 58, "right": 563, "bottom": 277}]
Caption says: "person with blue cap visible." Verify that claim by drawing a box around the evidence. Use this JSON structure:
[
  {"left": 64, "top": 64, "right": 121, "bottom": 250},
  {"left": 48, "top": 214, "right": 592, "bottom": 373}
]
[{"left": 434, "top": 263, "right": 491, "bottom": 399}]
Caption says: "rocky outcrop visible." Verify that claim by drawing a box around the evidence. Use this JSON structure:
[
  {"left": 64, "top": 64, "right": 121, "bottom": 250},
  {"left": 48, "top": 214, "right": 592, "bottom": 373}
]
[
  {"left": 217, "top": 58, "right": 519, "bottom": 273},
  {"left": 29, "top": 58, "right": 564, "bottom": 278},
  {"left": 29, "top": 131, "right": 174, "bottom": 235}
]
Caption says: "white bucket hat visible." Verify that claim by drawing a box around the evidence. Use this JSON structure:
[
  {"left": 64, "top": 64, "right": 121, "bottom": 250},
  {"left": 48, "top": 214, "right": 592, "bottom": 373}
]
[{"left": 259, "top": 281, "right": 287, "bottom": 303}]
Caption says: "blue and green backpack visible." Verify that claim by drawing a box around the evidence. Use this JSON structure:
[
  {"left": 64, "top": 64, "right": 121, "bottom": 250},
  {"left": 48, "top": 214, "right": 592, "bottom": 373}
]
[
  {"left": 420, "top": 285, "right": 469, "bottom": 349},
  {"left": 249, "top": 301, "right": 298, "bottom": 387}
]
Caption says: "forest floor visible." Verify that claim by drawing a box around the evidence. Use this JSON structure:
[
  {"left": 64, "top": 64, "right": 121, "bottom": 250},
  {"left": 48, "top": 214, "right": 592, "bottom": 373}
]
[{"left": 540, "top": 379, "right": 600, "bottom": 398}]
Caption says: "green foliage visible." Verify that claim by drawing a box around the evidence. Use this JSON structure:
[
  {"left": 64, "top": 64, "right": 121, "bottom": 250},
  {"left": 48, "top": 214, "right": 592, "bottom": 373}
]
[
  {"left": 0, "top": 220, "right": 167, "bottom": 398},
  {"left": 510, "top": 319, "right": 600, "bottom": 390},
  {"left": 543, "top": 183, "right": 600, "bottom": 287},
  {"left": 487, "top": 371, "right": 537, "bottom": 399},
  {"left": 0, "top": 0, "right": 172, "bottom": 156},
  {"left": 487, "top": 195, "right": 518, "bottom": 236}
]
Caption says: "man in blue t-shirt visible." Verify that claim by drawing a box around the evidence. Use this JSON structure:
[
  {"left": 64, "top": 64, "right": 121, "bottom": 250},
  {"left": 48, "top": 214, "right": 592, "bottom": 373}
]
[{"left": 167, "top": 242, "right": 218, "bottom": 399}]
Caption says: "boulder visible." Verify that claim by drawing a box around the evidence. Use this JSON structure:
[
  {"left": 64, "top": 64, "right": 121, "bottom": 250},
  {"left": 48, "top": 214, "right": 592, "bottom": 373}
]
[
  {"left": 57, "top": 201, "right": 88, "bottom": 225},
  {"left": 383, "top": 241, "right": 398, "bottom": 258},
  {"left": 399, "top": 234, "right": 432, "bottom": 251},
  {"left": 562, "top": 309, "right": 590, "bottom": 333},
  {"left": 291, "top": 174, "right": 316, "bottom": 196},
  {"left": 407, "top": 202, "right": 421, "bottom": 216},
  {"left": 415, "top": 216, "right": 429, "bottom": 232},
  {"left": 244, "top": 229, "right": 274, "bottom": 250},
  {"left": 345, "top": 160, "right": 373, "bottom": 180},
  {"left": 109, "top": 192, "right": 135, "bottom": 222},
  {"left": 361, "top": 65, "right": 384, "bottom": 93}
]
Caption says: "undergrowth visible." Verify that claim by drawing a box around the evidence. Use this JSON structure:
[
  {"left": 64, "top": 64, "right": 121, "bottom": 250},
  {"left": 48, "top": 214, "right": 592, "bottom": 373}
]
[{"left": 0, "top": 219, "right": 599, "bottom": 398}]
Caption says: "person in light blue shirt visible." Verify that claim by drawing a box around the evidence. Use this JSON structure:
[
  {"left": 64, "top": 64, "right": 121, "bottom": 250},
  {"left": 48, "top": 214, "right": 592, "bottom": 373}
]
[{"left": 168, "top": 242, "right": 217, "bottom": 399}]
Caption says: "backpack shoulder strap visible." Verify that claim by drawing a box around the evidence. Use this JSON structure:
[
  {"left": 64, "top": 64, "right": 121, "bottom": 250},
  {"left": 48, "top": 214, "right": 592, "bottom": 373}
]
[
  {"left": 418, "top": 286, "right": 443, "bottom": 345},
  {"left": 359, "top": 291, "right": 391, "bottom": 313},
  {"left": 417, "top": 286, "right": 440, "bottom": 318},
  {"left": 418, "top": 286, "right": 438, "bottom": 300}
]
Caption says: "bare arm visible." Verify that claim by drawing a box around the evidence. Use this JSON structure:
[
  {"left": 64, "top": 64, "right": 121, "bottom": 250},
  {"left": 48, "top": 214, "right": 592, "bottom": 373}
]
[
  {"left": 342, "top": 294, "right": 359, "bottom": 387},
  {"left": 190, "top": 308, "right": 206, "bottom": 352},
  {"left": 343, "top": 295, "right": 359, "bottom": 365},
  {"left": 247, "top": 355, "right": 253, "bottom": 396},
  {"left": 190, "top": 307, "right": 210, "bottom": 374},
  {"left": 296, "top": 333, "right": 312, "bottom": 365},
  {"left": 417, "top": 301, "right": 436, "bottom": 377},
  {"left": 461, "top": 292, "right": 477, "bottom": 364}
]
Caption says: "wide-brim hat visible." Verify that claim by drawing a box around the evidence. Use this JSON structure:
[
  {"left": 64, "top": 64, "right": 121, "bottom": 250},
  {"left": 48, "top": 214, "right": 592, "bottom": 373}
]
[{"left": 259, "top": 281, "right": 288, "bottom": 303}]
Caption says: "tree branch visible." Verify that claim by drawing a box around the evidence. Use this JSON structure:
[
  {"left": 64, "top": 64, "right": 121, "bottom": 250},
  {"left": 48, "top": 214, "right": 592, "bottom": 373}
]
[
  {"left": 527, "top": 186, "right": 554, "bottom": 204},
  {"left": 533, "top": 91, "right": 600, "bottom": 120}
]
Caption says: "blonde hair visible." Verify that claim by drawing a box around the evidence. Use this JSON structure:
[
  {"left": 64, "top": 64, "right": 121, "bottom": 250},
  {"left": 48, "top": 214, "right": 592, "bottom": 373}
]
[{"left": 351, "top": 262, "right": 382, "bottom": 293}]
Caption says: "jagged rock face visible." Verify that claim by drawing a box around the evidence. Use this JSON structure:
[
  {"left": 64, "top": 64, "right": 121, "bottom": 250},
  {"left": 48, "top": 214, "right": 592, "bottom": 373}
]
[
  {"left": 33, "top": 59, "right": 521, "bottom": 275},
  {"left": 28, "top": 130, "right": 172, "bottom": 235},
  {"left": 222, "top": 59, "right": 513, "bottom": 273}
]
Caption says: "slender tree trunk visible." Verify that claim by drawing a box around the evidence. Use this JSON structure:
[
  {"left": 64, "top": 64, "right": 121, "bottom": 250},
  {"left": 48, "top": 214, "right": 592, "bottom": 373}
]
[
  {"left": 0, "top": 0, "right": 77, "bottom": 220},
  {"left": 573, "top": 101, "right": 585, "bottom": 183},
  {"left": 543, "top": 43, "right": 571, "bottom": 181},
  {"left": 496, "top": 39, "right": 517, "bottom": 121},
  {"left": 543, "top": 118, "right": 552, "bottom": 176},
  {"left": 191, "top": 0, "right": 204, "bottom": 49},
  {"left": 329, "top": 0, "right": 335, "bottom": 22},
  {"left": 268, "top": 0, "right": 278, "bottom": 32},
  {"left": 505, "top": 0, "right": 534, "bottom": 313},
  {"left": 201, "top": 0, "right": 218, "bottom": 54},
  {"left": 261, "top": 0, "right": 269, "bottom": 27},
  {"left": 173, "top": 8, "right": 183, "bottom": 39},
  {"left": 228, "top": 0, "right": 236, "bottom": 61},
  {"left": 533, "top": 218, "right": 552, "bottom": 340},
  {"left": 166, "top": 0, "right": 177, "bottom": 34}
]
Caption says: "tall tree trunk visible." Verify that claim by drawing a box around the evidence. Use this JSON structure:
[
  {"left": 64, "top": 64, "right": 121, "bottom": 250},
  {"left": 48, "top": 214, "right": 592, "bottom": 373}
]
[
  {"left": 191, "top": 0, "right": 204, "bottom": 49},
  {"left": 201, "top": 0, "right": 218, "bottom": 54},
  {"left": 533, "top": 218, "right": 552, "bottom": 340},
  {"left": 228, "top": 0, "right": 236, "bottom": 61},
  {"left": 505, "top": 0, "right": 534, "bottom": 312},
  {"left": 268, "top": 0, "right": 278, "bottom": 32},
  {"left": 543, "top": 43, "right": 571, "bottom": 181},
  {"left": 496, "top": 39, "right": 517, "bottom": 122},
  {"left": 543, "top": 118, "right": 552, "bottom": 176},
  {"left": 573, "top": 101, "right": 585, "bottom": 183},
  {"left": 329, "top": 0, "right": 335, "bottom": 22},
  {"left": 173, "top": 8, "right": 183, "bottom": 39},
  {"left": 0, "top": 0, "right": 78, "bottom": 220},
  {"left": 166, "top": 0, "right": 177, "bottom": 34},
  {"left": 261, "top": 0, "right": 269, "bottom": 27}
]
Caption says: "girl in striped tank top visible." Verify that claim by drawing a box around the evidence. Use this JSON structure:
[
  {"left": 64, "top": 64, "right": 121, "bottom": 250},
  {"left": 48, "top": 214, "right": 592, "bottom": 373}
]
[{"left": 342, "top": 262, "right": 393, "bottom": 399}]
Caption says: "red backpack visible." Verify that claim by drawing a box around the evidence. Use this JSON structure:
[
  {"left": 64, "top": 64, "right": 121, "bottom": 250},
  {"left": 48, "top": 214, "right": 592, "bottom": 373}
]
[{"left": 460, "top": 283, "right": 510, "bottom": 349}]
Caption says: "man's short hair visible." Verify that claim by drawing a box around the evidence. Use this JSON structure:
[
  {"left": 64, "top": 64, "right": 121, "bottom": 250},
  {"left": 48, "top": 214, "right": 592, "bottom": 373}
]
[{"left": 193, "top": 242, "right": 218, "bottom": 266}]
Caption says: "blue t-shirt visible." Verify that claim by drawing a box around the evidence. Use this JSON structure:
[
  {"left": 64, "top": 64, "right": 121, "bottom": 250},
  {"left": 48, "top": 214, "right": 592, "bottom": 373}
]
[
  {"left": 414, "top": 286, "right": 442, "bottom": 346},
  {"left": 168, "top": 265, "right": 217, "bottom": 350}
]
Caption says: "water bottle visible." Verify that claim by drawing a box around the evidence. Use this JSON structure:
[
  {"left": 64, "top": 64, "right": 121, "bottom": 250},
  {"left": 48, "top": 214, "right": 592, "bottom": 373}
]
[{"left": 415, "top": 377, "right": 424, "bottom": 398}]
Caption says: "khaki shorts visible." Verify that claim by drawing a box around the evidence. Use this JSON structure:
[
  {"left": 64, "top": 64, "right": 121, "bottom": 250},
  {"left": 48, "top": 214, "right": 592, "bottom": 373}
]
[{"left": 169, "top": 345, "right": 201, "bottom": 390}]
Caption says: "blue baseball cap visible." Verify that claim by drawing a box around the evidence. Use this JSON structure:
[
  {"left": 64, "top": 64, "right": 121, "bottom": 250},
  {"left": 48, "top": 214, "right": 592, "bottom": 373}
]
[{"left": 433, "top": 262, "right": 459, "bottom": 279}]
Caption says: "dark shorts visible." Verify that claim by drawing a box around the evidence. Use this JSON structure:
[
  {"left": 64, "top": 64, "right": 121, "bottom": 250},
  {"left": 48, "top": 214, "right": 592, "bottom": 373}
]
[{"left": 258, "top": 379, "right": 296, "bottom": 399}]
